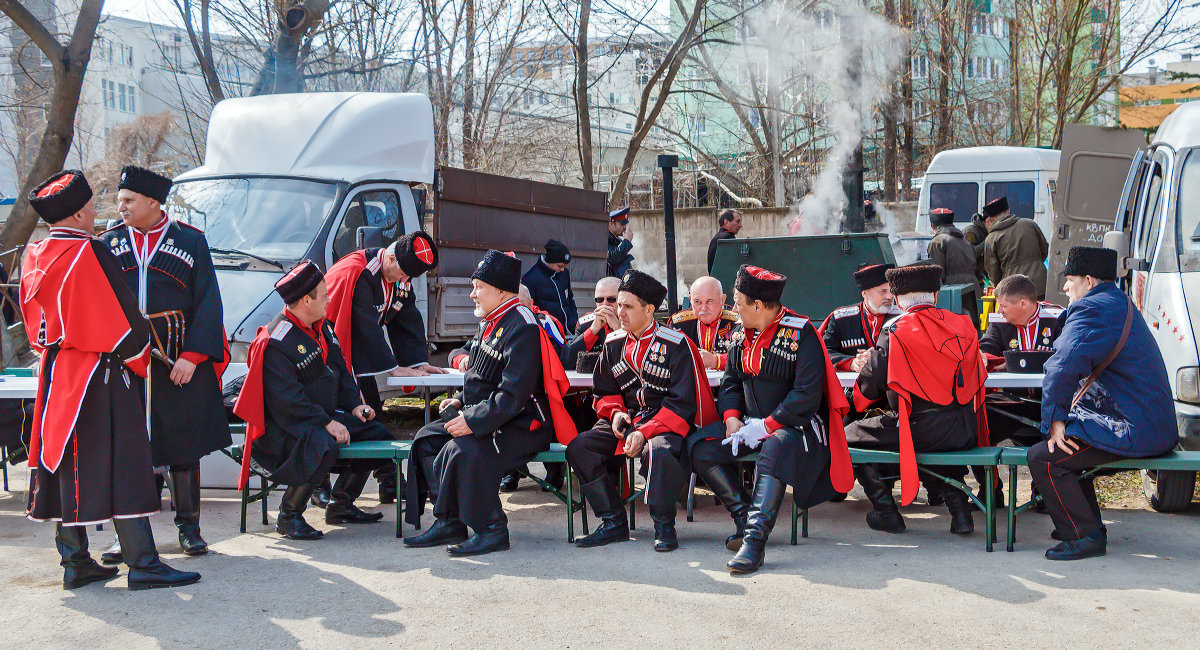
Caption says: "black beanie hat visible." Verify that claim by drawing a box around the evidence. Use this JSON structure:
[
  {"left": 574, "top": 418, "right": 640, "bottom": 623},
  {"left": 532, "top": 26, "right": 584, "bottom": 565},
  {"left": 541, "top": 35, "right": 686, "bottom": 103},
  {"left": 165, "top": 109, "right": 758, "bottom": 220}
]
[
  {"left": 118, "top": 165, "right": 173, "bottom": 203},
  {"left": 886, "top": 264, "right": 943, "bottom": 296},
  {"left": 275, "top": 260, "right": 324, "bottom": 304},
  {"left": 471, "top": 250, "right": 522, "bottom": 293},
  {"left": 28, "top": 170, "right": 93, "bottom": 224},
  {"left": 734, "top": 264, "right": 787, "bottom": 303},
  {"left": 544, "top": 239, "right": 571, "bottom": 265},
  {"left": 1063, "top": 246, "right": 1118, "bottom": 281},
  {"left": 983, "top": 196, "right": 1009, "bottom": 219},
  {"left": 929, "top": 208, "right": 955, "bottom": 227},
  {"left": 619, "top": 269, "right": 667, "bottom": 309},
  {"left": 395, "top": 231, "right": 438, "bottom": 278},
  {"left": 854, "top": 263, "right": 894, "bottom": 292}
]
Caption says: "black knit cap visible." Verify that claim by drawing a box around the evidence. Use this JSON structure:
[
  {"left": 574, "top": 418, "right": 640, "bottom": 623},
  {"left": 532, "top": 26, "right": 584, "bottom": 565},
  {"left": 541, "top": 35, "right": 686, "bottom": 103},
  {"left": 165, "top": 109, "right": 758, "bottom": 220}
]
[
  {"left": 983, "top": 196, "right": 1009, "bottom": 218},
  {"left": 471, "top": 249, "right": 522, "bottom": 293},
  {"left": 1063, "top": 246, "right": 1118, "bottom": 281},
  {"left": 28, "top": 170, "right": 93, "bottom": 224},
  {"left": 929, "top": 207, "right": 955, "bottom": 227},
  {"left": 619, "top": 269, "right": 667, "bottom": 309},
  {"left": 395, "top": 231, "right": 438, "bottom": 278},
  {"left": 545, "top": 239, "right": 571, "bottom": 264},
  {"left": 735, "top": 264, "right": 787, "bottom": 303},
  {"left": 275, "top": 260, "right": 324, "bottom": 304},
  {"left": 118, "top": 165, "right": 173, "bottom": 203},
  {"left": 854, "top": 263, "right": 894, "bottom": 292},
  {"left": 886, "top": 264, "right": 943, "bottom": 296}
]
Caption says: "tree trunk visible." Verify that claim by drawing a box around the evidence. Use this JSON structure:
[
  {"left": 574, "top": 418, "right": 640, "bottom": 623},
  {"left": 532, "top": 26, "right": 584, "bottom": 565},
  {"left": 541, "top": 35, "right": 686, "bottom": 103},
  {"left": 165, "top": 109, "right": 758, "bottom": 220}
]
[
  {"left": 0, "top": 0, "right": 104, "bottom": 254},
  {"left": 882, "top": 0, "right": 898, "bottom": 202},
  {"left": 899, "top": 0, "right": 914, "bottom": 200},
  {"left": 574, "top": 0, "right": 593, "bottom": 190},
  {"left": 934, "top": 0, "right": 952, "bottom": 151},
  {"left": 461, "top": 0, "right": 476, "bottom": 168}
]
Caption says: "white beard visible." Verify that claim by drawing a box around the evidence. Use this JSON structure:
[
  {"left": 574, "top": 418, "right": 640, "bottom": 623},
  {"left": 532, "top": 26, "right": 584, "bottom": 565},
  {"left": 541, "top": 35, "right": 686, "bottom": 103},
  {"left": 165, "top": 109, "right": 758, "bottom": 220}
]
[{"left": 473, "top": 306, "right": 485, "bottom": 318}]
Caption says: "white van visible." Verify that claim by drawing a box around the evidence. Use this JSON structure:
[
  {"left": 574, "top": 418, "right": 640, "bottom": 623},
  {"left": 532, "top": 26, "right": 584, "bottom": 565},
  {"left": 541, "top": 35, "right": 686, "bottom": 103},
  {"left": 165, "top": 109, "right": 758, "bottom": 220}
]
[{"left": 915, "top": 146, "right": 1060, "bottom": 236}]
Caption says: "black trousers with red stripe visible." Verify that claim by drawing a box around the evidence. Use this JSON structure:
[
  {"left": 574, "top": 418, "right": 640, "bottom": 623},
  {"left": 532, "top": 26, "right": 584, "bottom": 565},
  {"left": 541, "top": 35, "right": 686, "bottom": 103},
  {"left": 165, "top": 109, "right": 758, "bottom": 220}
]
[{"left": 1027, "top": 440, "right": 1125, "bottom": 541}]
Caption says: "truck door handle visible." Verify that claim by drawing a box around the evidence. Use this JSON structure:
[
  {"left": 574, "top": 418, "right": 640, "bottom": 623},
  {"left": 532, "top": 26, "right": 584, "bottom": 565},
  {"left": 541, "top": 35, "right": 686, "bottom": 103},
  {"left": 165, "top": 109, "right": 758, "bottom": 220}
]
[{"left": 1057, "top": 224, "right": 1069, "bottom": 240}]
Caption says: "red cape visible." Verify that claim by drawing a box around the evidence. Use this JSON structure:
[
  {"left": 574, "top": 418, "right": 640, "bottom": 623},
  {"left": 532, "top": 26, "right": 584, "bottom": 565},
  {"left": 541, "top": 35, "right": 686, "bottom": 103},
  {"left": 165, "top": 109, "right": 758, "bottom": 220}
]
[
  {"left": 324, "top": 250, "right": 371, "bottom": 376},
  {"left": 232, "top": 325, "right": 271, "bottom": 489},
  {"left": 536, "top": 324, "right": 578, "bottom": 445},
  {"left": 885, "top": 307, "right": 989, "bottom": 506}
]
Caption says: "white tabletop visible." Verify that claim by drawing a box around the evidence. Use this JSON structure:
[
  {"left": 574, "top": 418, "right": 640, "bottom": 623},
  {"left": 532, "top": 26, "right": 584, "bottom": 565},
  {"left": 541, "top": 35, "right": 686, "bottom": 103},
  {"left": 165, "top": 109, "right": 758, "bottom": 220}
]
[
  {"left": 387, "top": 370, "right": 1043, "bottom": 390},
  {"left": 0, "top": 375, "right": 39, "bottom": 398}
]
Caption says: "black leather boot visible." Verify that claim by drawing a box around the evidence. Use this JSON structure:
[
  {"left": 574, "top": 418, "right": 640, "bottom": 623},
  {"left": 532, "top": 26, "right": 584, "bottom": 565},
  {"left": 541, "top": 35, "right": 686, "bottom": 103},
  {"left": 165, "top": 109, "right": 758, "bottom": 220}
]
[
  {"left": 100, "top": 536, "right": 123, "bottom": 564},
  {"left": 171, "top": 465, "right": 208, "bottom": 555},
  {"left": 649, "top": 504, "right": 679, "bottom": 552},
  {"left": 727, "top": 476, "right": 786, "bottom": 574},
  {"left": 310, "top": 477, "right": 333, "bottom": 509},
  {"left": 854, "top": 464, "right": 905, "bottom": 534},
  {"left": 924, "top": 479, "right": 945, "bottom": 506},
  {"left": 447, "top": 512, "right": 511, "bottom": 556},
  {"left": 277, "top": 484, "right": 324, "bottom": 540},
  {"left": 698, "top": 464, "right": 751, "bottom": 551},
  {"left": 403, "top": 518, "right": 469, "bottom": 547},
  {"left": 113, "top": 517, "right": 201, "bottom": 591},
  {"left": 574, "top": 476, "right": 629, "bottom": 548},
  {"left": 376, "top": 464, "right": 398, "bottom": 505},
  {"left": 542, "top": 462, "right": 566, "bottom": 492},
  {"left": 499, "top": 468, "right": 522, "bottom": 492},
  {"left": 326, "top": 471, "right": 384, "bottom": 524},
  {"left": 943, "top": 487, "right": 975, "bottom": 535},
  {"left": 1046, "top": 529, "right": 1107, "bottom": 560},
  {"left": 57, "top": 524, "right": 118, "bottom": 590}
]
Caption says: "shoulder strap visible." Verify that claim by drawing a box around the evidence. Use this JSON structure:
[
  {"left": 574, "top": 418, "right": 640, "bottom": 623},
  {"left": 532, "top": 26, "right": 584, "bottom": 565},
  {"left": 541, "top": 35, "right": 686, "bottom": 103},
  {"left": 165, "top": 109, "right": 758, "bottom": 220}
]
[{"left": 1071, "top": 295, "right": 1135, "bottom": 410}]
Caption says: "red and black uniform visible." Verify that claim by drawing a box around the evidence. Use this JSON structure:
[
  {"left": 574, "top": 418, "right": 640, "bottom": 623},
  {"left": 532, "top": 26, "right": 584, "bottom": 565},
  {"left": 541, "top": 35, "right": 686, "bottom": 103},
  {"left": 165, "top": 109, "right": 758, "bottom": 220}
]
[
  {"left": 819, "top": 302, "right": 899, "bottom": 371},
  {"left": 99, "top": 215, "right": 230, "bottom": 467},
  {"left": 669, "top": 307, "right": 739, "bottom": 370},
  {"left": 22, "top": 228, "right": 157, "bottom": 525},
  {"left": 405, "top": 298, "right": 575, "bottom": 531},
  {"left": 978, "top": 302, "right": 1064, "bottom": 445},
  {"left": 845, "top": 305, "right": 989, "bottom": 505},
  {"left": 566, "top": 323, "right": 717, "bottom": 515},
  {"left": 690, "top": 309, "right": 854, "bottom": 505}
]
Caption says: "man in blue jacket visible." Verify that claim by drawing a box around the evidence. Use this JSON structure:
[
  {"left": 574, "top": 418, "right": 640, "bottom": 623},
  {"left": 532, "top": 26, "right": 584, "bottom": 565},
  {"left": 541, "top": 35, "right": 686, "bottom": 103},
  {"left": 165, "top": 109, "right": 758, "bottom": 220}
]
[
  {"left": 1030, "top": 246, "right": 1176, "bottom": 561},
  {"left": 522, "top": 239, "right": 579, "bottom": 334}
]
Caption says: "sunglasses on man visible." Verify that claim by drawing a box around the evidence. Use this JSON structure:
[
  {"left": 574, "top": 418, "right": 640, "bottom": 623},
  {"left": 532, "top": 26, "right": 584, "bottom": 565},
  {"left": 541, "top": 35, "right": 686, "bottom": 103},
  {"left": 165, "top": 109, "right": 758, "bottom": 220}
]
[{"left": 594, "top": 296, "right": 617, "bottom": 304}]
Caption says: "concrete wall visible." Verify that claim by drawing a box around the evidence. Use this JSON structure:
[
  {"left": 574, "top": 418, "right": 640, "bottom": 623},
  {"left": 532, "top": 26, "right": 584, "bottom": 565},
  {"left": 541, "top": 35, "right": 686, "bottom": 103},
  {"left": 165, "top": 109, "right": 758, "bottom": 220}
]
[{"left": 626, "top": 202, "right": 916, "bottom": 292}]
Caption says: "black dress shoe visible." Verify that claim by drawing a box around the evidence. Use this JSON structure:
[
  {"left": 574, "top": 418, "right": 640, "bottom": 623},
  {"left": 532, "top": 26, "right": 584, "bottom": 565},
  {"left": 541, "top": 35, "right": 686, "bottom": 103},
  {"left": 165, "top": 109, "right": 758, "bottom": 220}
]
[
  {"left": 277, "top": 514, "right": 324, "bottom": 540},
  {"left": 1045, "top": 531, "right": 1107, "bottom": 561},
  {"left": 100, "top": 538, "right": 123, "bottom": 564},
  {"left": 325, "top": 503, "right": 384, "bottom": 524},
  {"left": 310, "top": 481, "right": 333, "bottom": 509},
  {"left": 499, "top": 472, "right": 521, "bottom": 493},
  {"left": 542, "top": 463, "right": 566, "bottom": 492},
  {"left": 1051, "top": 527, "right": 1107, "bottom": 543},
  {"left": 63, "top": 561, "right": 120, "bottom": 590},
  {"left": 128, "top": 563, "right": 202, "bottom": 591},
  {"left": 447, "top": 528, "right": 510, "bottom": 556},
  {"left": 651, "top": 515, "right": 678, "bottom": 552},
  {"left": 403, "top": 519, "right": 469, "bottom": 548},
  {"left": 112, "top": 517, "right": 201, "bottom": 591}
]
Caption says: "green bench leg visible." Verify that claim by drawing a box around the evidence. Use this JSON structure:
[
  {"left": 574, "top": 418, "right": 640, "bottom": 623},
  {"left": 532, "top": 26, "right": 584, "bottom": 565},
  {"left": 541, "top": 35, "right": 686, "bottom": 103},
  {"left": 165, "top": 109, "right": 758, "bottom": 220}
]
[
  {"left": 985, "top": 466, "right": 995, "bottom": 553},
  {"left": 1006, "top": 464, "right": 1018, "bottom": 552},
  {"left": 240, "top": 485, "right": 249, "bottom": 534},
  {"left": 788, "top": 497, "right": 809, "bottom": 546},
  {"left": 565, "top": 463, "right": 575, "bottom": 543},
  {"left": 394, "top": 458, "right": 404, "bottom": 539}
]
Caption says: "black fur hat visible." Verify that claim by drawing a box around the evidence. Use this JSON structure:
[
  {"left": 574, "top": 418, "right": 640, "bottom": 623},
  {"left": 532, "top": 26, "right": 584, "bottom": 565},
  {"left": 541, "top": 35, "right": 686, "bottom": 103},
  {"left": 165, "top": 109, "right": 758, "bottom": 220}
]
[
  {"left": 619, "top": 269, "right": 667, "bottom": 309},
  {"left": 28, "top": 170, "right": 93, "bottom": 224},
  {"left": 118, "top": 165, "right": 173, "bottom": 203},
  {"left": 853, "top": 263, "right": 894, "bottom": 292},
  {"left": 929, "top": 208, "right": 955, "bottom": 227},
  {"left": 1063, "top": 246, "right": 1118, "bottom": 281},
  {"left": 471, "top": 250, "right": 522, "bottom": 293},
  {"left": 886, "top": 264, "right": 943, "bottom": 296},
  {"left": 734, "top": 264, "right": 787, "bottom": 303},
  {"left": 983, "top": 196, "right": 1009, "bottom": 219},
  {"left": 275, "top": 260, "right": 324, "bottom": 304},
  {"left": 395, "top": 231, "right": 438, "bottom": 278}
]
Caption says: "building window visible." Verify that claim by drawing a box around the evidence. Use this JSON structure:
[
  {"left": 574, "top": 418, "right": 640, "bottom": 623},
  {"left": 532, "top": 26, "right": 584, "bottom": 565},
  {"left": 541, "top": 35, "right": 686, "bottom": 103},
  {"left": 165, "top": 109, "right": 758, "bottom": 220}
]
[
  {"left": 118, "top": 83, "right": 126, "bottom": 111},
  {"left": 911, "top": 56, "right": 929, "bottom": 79},
  {"left": 126, "top": 85, "right": 136, "bottom": 112},
  {"left": 912, "top": 100, "right": 929, "bottom": 121}
]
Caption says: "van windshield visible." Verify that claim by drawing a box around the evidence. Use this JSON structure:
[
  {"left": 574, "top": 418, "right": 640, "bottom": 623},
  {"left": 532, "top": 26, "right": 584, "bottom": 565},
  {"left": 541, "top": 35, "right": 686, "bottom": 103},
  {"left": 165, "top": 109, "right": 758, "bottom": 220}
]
[
  {"left": 165, "top": 177, "right": 340, "bottom": 262},
  {"left": 1182, "top": 149, "right": 1200, "bottom": 251}
]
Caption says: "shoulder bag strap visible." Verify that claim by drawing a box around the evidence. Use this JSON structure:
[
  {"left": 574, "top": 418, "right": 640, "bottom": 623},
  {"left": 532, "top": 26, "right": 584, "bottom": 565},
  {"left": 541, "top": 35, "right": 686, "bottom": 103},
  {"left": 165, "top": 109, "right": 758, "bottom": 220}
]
[{"left": 1070, "top": 295, "right": 1135, "bottom": 410}]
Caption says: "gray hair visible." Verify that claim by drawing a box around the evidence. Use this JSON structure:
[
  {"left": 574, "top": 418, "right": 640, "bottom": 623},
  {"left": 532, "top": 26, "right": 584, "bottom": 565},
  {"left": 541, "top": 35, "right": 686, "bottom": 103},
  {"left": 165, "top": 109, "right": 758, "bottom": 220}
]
[{"left": 896, "top": 292, "right": 936, "bottom": 311}]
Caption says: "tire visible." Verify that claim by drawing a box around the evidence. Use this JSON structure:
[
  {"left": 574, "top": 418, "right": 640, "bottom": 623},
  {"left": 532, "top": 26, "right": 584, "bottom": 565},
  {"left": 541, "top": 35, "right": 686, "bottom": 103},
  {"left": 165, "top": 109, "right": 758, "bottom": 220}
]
[{"left": 1141, "top": 468, "right": 1197, "bottom": 513}]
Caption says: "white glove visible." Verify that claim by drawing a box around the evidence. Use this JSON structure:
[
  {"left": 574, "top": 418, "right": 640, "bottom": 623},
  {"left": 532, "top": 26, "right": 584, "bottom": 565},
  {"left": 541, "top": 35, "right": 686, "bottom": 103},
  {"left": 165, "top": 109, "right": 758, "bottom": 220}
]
[{"left": 721, "top": 418, "right": 771, "bottom": 455}]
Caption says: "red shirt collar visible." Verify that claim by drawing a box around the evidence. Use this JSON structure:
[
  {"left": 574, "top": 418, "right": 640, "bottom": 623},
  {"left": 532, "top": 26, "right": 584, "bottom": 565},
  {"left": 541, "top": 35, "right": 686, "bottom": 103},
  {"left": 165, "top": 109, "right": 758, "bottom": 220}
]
[
  {"left": 132, "top": 211, "right": 171, "bottom": 250},
  {"left": 624, "top": 322, "right": 658, "bottom": 369},
  {"left": 741, "top": 308, "right": 788, "bottom": 375},
  {"left": 861, "top": 303, "right": 887, "bottom": 345},
  {"left": 482, "top": 296, "right": 520, "bottom": 338},
  {"left": 284, "top": 310, "right": 329, "bottom": 361}
]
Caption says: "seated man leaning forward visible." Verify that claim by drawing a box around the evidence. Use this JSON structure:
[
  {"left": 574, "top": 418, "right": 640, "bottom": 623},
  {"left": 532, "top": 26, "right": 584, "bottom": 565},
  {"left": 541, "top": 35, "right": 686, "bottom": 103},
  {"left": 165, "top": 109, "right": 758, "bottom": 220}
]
[
  {"left": 844, "top": 265, "right": 989, "bottom": 536},
  {"left": 819, "top": 263, "right": 899, "bottom": 372},
  {"left": 1030, "top": 246, "right": 1175, "bottom": 561},
  {"left": 670, "top": 276, "right": 739, "bottom": 370},
  {"left": 568, "top": 270, "right": 717, "bottom": 553},
  {"left": 403, "top": 250, "right": 575, "bottom": 556},
  {"left": 235, "top": 261, "right": 392, "bottom": 540},
  {"left": 688, "top": 265, "right": 854, "bottom": 574}
]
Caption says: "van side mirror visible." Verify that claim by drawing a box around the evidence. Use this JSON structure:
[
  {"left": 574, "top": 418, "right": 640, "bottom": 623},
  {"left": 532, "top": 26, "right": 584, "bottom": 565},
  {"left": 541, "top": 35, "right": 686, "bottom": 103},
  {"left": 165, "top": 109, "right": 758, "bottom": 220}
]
[
  {"left": 356, "top": 226, "right": 385, "bottom": 250},
  {"left": 1103, "top": 231, "right": 1131, "bottom": 278}
]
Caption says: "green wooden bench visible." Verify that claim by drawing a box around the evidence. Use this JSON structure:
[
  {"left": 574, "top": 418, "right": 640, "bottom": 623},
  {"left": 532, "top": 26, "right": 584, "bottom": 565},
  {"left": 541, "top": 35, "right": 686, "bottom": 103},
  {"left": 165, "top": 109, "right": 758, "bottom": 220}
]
[{"left": 999, "top": 446, "right": 1200, "bottom": 552}]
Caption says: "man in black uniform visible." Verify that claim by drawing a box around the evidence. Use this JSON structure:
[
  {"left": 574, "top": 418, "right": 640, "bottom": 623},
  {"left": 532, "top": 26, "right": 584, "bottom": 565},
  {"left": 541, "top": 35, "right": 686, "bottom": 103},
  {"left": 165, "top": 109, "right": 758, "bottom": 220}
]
[
  {"left": 670, "top": 276, "right": 739, "bottom": 370},
  {"left": 819, "top": 263, "right": 899, "bottom": 372},
  {"left": 844, "top": 265, "right": 989, "bottom": 536},
  {"left": 568, "top": 270, "right": 716, "bottom": 552},
  {"left": 234, "top": 261, "right": 391, "bottom": 539},
  {"left": 99, "top": 165, "right": 229, "bottom": 559},
  {"left": 688, "top": 265, "right": 854, "bottom": 573},
  {"left": 404, "top": 250, "right": 572, "bottom": 556},
  {"left": 324, "top": 232, "right": 443, "bottom": 505},
  {"left": 607, "top": 208, "right": 635, "bottom": 278},
  {"left": 563, "top": 276, "right": 621, "bottom": 370}
]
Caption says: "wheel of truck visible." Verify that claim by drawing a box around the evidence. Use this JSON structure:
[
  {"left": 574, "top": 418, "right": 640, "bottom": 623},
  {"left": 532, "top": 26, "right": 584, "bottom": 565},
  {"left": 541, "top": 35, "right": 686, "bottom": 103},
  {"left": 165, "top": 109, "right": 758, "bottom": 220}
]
[{"left": 1141, "top": 468, "right": 1197, "bottom": 512}]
